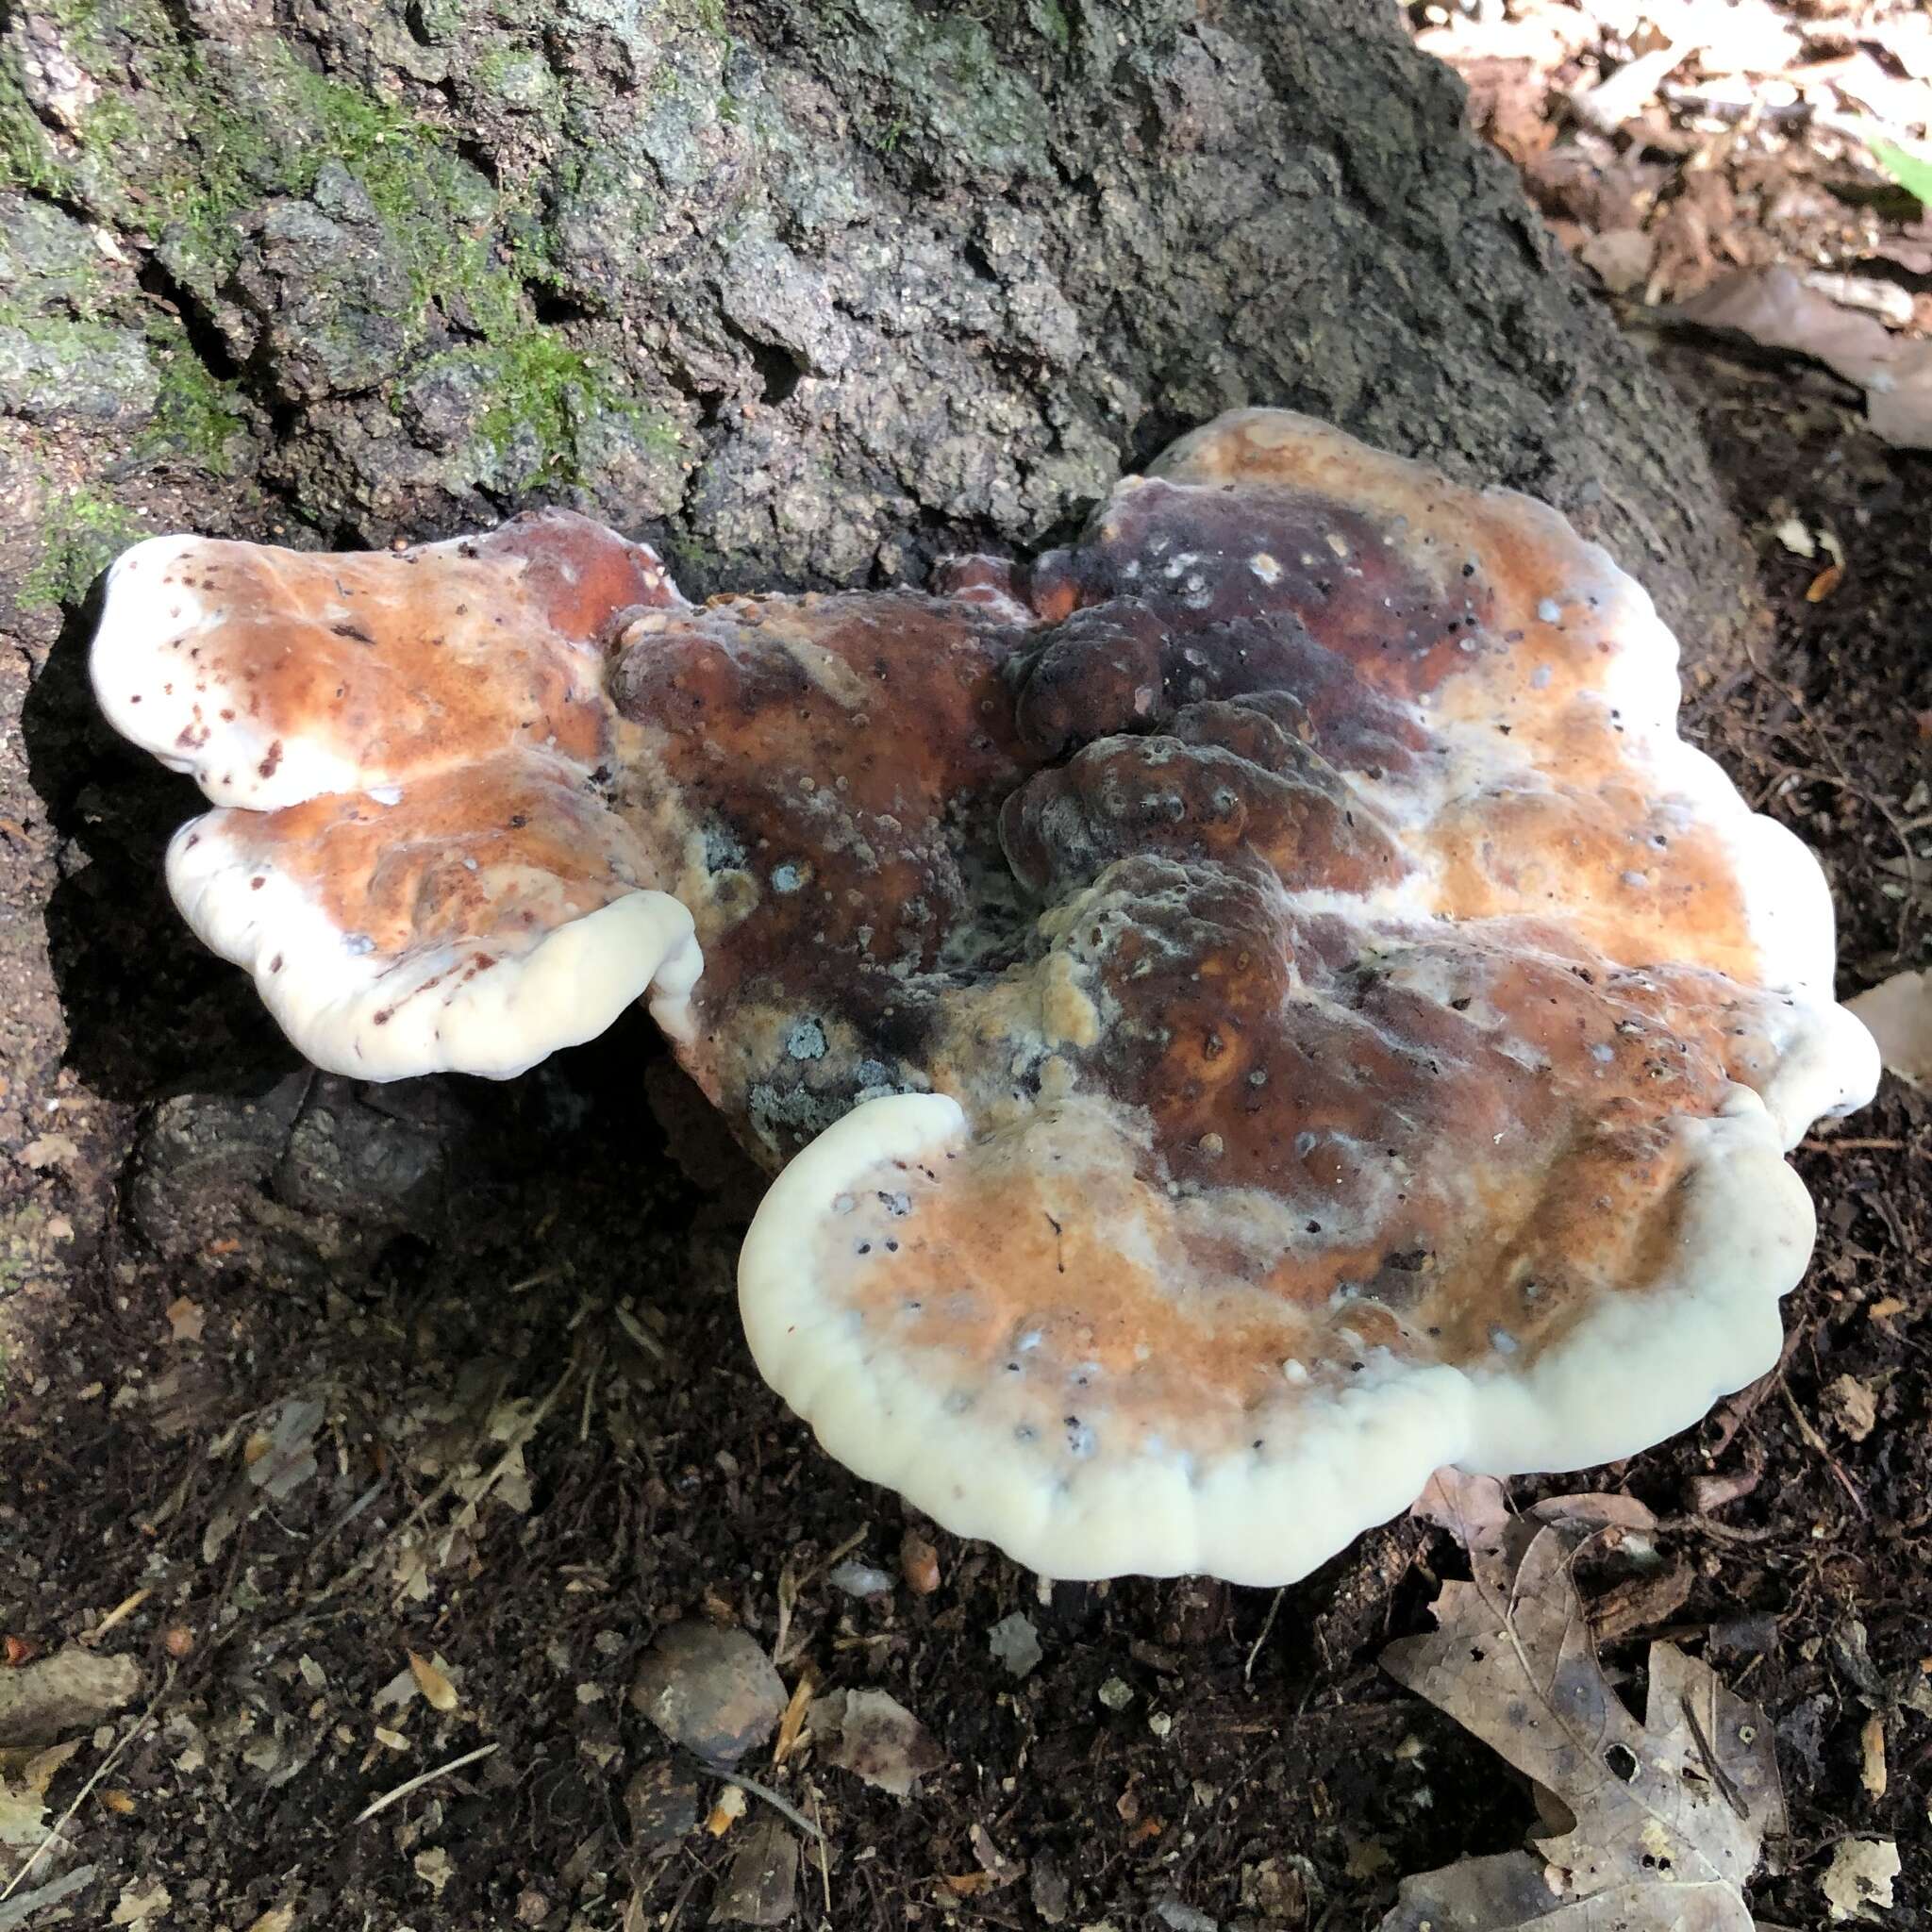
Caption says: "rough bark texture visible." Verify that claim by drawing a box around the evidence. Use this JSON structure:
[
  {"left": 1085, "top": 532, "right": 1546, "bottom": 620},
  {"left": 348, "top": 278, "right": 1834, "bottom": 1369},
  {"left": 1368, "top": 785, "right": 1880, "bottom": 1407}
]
[{"left": 1, "top": 0, "right": 1745, "bottom": 635}]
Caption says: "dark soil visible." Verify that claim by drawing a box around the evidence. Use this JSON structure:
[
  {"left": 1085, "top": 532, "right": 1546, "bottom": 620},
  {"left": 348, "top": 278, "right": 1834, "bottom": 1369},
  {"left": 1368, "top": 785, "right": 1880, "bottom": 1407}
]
[
  {"left": 0, "top": 337, "right": 1927, "bottom": 1932},
  {"left": 4, "top": 0, "right": 1932, "bottom": 1915}
]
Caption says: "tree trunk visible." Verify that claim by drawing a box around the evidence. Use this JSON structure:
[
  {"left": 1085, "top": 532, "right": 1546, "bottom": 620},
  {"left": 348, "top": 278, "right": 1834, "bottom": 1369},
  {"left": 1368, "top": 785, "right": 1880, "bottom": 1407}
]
[
  {"left": 3, "top": 0, "right": 1744, "bottom": 641},
  {"left": 2, "top": 3, "right": 1751, "bottom": 1259}
]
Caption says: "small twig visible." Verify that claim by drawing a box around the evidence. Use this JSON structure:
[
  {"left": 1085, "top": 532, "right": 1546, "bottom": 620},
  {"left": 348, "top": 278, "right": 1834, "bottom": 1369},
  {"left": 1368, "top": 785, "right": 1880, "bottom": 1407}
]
[
  {"left": 811, "top": 1789, "right": 831, "bottom": 1914},
  {"left": 352, "top": 1741, "right": 499, "bottom": 1825},
  {"left": 1780, "top": 1383, "right": 1869, "bottom": 1521},
  {"left": 662, "top": 1857, "right": 708, "bottom": 1930},
  {"left": 1800, "top": 1136, "right": 1905, "bottom": 1153},
  {"left": 1244, "top": 1588, "right": 1285, "bottom": 1682},
  {"left": 82, "top": 1587, "right": 151, "bottom": 1645},
  {"left": 1679, "top": 1691, "right": 1752, "bottom": 1822},
  {"left": 1656, "top": 1512, "right": 1782, "bottom": 1545},
  {"left": 718, "top": 1769, "right": 824, "bottom": 1840}
]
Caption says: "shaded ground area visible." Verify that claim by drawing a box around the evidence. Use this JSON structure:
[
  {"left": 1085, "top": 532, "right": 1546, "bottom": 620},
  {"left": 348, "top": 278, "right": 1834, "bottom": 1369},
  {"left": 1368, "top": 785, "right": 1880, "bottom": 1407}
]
[{"left": 4, "top": 9, "right": 1932, "bottom": 1932}]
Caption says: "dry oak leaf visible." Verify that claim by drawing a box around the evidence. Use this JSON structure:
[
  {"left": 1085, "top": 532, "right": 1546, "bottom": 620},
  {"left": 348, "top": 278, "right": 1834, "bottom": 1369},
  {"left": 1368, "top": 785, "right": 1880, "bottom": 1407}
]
[
  {"left": 1379, "top": 1518, "right": 1783, "bottom": 1930},
  {"left": 809, "top": 1688, "right": 944, "bottom": 1796}
]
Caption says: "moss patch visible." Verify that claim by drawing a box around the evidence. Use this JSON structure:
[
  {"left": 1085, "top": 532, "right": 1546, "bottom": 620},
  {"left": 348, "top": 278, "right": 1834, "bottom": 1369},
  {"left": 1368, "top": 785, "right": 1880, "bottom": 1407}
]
[
  {"left": 21, "top": 485, "right": 143, "bottom": 610},
  {"left": 448, "top": 335, "right": 681, "bottom": 489},
  {"left": 0, "top": 60, "right": 71, "bottom": 194},
  {"left": 140, "top": 346, "right": 244, "bottom": 474}
]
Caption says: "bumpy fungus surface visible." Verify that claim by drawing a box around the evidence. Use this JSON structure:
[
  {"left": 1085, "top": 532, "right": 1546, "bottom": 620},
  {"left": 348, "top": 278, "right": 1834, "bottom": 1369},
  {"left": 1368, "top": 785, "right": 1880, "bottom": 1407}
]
[{"left": 92, "top": 411, "right": 1878, "bottom": 1585}]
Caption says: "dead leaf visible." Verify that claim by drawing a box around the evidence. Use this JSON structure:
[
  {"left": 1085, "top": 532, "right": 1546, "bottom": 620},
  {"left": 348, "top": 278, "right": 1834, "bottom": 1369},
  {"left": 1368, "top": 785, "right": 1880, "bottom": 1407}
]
[
  {"left": 772, "top": 1672, "right": 812, "bottom": 1767},
  {"left": 163, "top": 1298, "right": 204, "bottom": 1345},
  {"left": 243, "top": 1908, "right": 298, "bottom": 1932},
  {"left": 0, "top": 1647, "right": 142, "bottom": 1747},
  {"left": 110, "top": 1880, "right": 171, "bottom": 1925},
  {"left": 0, "top": 1739, "right": 80, "bottom": 1857},
  {"left": 1822, "top": 1837, "right": 1899, "bottom": 1921},
  {"left": 414, "top": 1847, "right": 455, "bottom": 1895},
  {"left": 809, "top": 1689, "right": 944, "bottom": 1796},
  {"left": 1571, "top": 42, "right": 1697, "bottom": 136},
  {"left": 1672, "top": 267, "right": 1932, "bottom": 450},
  {"left": 1823, "top": 1375, "right": 1879, "bottom": 1444},
  {"left": 1412, "top": 1468, "right": 1656, "bottom": 1557},
  {"left": 408, "top": 1653, "right": 458, "bottom": 1714},
  {"left": 1379, "top": 1514, "right": 1782, "bottom": 1931},
  {"left": 709, "top": 1818, "right": 796, "bottom": 1925},
  {"left": 1579, "top": 227, "right": 1654, "bottom": 294},
  {"left": 0, "top": 1865, "right": 98, "bottom": 1924},
  {"left": 1848, "top": 971, "right": 1932, "bottom": 1090}
]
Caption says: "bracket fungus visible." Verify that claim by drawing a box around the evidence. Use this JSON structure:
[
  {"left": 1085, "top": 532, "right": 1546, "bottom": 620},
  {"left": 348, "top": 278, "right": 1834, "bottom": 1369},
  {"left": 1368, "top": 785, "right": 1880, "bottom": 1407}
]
[{"left": 92, "top": 410, "right": 1878, "bottom": 1586}]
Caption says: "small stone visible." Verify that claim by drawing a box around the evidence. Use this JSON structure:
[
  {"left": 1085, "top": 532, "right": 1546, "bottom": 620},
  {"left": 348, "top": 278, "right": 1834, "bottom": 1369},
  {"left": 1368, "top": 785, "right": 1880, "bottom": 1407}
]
[
  {"left": 1097, "top": 1676, "right": 1133, "bottom": 1711},
  {"left": 827, "top": 1560, "right": 893, "bottom": 1599},
  {"left": 626, "top": 1759, "right": 703, "bottom": 1857},
  {"left": 900, "top": 1530, "right": 941, "bottom": 1595},
  {"left": 630, "top": 1622, "right": 787, "bottom": 1765},
  {"left": 1154, "top": 1902, "right": 1217, "bottom": 1932},
  {"left": 988, "top": 1612, "right": 1042, "bottom": 1681},
  {"left": 1030, "top": 1855, "right": 1072, "bottom": 1925}
]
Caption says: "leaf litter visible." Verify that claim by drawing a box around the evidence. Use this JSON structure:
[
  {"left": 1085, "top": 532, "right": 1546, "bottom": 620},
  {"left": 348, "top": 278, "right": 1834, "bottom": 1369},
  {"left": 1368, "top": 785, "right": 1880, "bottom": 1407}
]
[{"left": 1379, "top": 1473, "right": 1785, "bottom": 1931}]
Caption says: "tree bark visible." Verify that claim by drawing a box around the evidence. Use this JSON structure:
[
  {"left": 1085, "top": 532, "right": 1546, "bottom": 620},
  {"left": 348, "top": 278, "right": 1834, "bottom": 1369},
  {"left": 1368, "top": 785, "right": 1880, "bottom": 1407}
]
[
  {"left": 3, "top": 0, "right": 1746, "bottom": 643},
  {"left": 2, "top": 0, "right": 1754, "bottom": 1266}
]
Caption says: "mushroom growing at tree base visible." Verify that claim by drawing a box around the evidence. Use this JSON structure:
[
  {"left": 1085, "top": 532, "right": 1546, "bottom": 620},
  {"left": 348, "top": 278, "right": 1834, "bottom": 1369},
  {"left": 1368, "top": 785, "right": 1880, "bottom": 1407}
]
[{"left": 91, "top": 408, "right": 1878, "bottom": 1586}]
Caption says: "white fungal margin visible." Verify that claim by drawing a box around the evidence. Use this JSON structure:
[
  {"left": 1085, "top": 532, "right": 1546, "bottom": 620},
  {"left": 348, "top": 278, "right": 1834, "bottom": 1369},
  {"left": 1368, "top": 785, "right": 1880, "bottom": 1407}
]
[
  {"left": 92, "top": 535, "right": 367, "bottom": 810},
  {"left": 168, "top": 811, "right": 701, "bottom": 1081},
  {"left": 739, "top": 1086, "right": 1816, "bottom": 1587}
]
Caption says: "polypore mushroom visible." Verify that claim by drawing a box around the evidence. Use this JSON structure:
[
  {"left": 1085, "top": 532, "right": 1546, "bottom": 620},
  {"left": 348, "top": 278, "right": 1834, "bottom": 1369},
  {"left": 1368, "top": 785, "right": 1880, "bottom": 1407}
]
[{"left": 92, "top": 410, "right": 1878, "bottom": 1585}]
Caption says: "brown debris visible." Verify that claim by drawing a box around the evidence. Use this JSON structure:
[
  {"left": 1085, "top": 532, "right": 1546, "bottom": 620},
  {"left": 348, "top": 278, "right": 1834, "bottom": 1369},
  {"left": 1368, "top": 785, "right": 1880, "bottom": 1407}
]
[
  {"left": 0, "top": 1648, "right": 142, "bottom": 1748},
  {"left": 629, "top": 1624, "right": 788, "bottom": 1767},
  {"left": 808, "top": 1689, "right": 944, "bottom": 1797},
  {"left": 898, "top": 1532, "right": 940, "bottom": 1597}
]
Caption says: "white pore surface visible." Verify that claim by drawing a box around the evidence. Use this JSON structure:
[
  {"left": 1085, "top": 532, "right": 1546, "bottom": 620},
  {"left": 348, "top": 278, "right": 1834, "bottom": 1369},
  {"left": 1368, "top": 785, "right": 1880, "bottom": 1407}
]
[
  {"left": 92, "top": 536, "right": 368, "bottom": 810},
  {"left": 167, "top": 809, "right": 701, "bottom": 1081},
  {"left": 739, "top": 1088, "right": 1816, "bottom": 1585}
]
